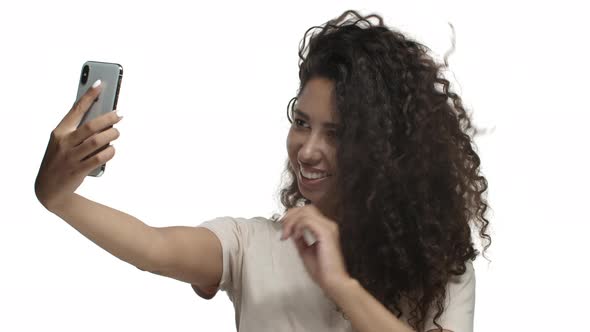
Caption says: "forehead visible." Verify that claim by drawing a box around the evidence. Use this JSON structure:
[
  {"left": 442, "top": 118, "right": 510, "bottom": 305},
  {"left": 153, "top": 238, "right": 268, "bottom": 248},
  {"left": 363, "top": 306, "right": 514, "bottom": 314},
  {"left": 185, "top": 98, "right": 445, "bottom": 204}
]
[{"left": 295, "top": 78, "right": 340, "bottom": 126}]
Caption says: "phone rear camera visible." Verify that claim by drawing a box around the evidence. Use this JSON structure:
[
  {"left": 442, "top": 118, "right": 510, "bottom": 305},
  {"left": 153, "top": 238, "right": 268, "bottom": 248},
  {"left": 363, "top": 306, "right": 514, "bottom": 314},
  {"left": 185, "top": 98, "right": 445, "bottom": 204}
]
[{"left": 80, "top": 65, "right": 89, "bottom": 84}]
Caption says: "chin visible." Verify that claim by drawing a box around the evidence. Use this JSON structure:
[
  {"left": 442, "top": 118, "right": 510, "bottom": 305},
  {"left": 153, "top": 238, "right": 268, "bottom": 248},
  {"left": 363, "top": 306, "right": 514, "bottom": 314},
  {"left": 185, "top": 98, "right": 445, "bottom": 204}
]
[{"left": 300, "top": 191, "right": 323, "bottom": 205}]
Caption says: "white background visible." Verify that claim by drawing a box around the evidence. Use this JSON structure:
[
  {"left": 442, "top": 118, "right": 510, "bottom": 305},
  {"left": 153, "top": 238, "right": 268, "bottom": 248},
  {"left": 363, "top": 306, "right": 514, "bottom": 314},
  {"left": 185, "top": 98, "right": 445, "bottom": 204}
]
[{"left": 1, "top": 0, "right": 588, "bottom": 331}]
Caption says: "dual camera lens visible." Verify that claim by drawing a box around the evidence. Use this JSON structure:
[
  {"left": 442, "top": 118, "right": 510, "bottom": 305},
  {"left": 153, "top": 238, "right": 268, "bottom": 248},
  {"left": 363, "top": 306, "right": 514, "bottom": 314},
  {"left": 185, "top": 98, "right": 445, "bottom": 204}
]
[{"left": 80, "top": 65, "right": 89, "bottom": 84}]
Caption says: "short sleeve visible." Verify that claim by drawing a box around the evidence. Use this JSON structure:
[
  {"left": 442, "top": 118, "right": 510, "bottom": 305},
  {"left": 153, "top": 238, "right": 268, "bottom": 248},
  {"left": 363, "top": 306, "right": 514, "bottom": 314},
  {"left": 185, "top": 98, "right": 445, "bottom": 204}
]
[
  {"left": 190, "top": 216, "right": 246, "bottom": 300},
  {"left": 423, "top": 260, "right": 476, "bottom": 332}
]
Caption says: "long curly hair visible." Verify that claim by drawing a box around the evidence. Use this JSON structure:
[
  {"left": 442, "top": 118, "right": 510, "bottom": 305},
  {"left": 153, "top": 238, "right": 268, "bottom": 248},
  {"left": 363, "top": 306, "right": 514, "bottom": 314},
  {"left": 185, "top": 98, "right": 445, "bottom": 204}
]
[{"left": 277, "top": 9, "right": 492, "bottom": 332}]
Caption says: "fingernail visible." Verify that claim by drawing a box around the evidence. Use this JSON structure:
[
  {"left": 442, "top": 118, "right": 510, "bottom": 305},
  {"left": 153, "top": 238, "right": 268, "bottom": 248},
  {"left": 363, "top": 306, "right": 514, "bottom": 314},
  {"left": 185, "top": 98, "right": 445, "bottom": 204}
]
[
  {"left": 303, "top": 229, "right": 317, "bottom": 246},
  {"left": 92, "top": 79, "right": 102, "bottom": 88}
]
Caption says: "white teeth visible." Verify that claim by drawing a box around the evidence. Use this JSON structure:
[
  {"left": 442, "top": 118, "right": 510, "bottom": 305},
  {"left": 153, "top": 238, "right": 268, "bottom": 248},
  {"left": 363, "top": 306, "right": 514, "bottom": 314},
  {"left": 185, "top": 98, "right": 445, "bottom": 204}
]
[{"left": 301, "top": 169, "right": 329, "bottom": 180}]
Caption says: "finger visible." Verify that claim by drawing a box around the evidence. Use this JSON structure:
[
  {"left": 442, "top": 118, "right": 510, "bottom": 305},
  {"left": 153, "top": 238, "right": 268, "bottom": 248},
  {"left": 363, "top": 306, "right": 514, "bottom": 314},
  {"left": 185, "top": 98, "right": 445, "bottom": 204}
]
[
  {"left": 77, "top": 144, "right": 116, "bottom": 175},
  {"left": 67, "top": 111, "right": 122, "bottom": 148},
  {"left": 292, "top": 219, "right": 319, "bottom": 246},
  {"left": 292, "top": 223, "right": 302, "bottom": 240},
  {"left": 294, "top": 233, "right": 316, "bottom": 255},
  {"left": 283, "top": 211, "right": 304, "bottom": 239},
  {"left": 291, "top": 218, "right": 311, "bottom": 242},
  {"left": 293, "top": 235, "right": 307, "bottom": 253},
  {"left": 292, "top": 223, "right": 307, "bottom": 242},
  {"left": 281, "top": 220, "right": 291, "bottom": 240},
  {"left": 292, "top": 220, "right": 309, "bottom": 239},
  {"left": 281, "top": 216, "right": 296, "bottom": 240},
  {"left": 58, "top": 80, "right": 103, "bottom": 132},
  {"left": 71, "top": 127, "right": 120, "bottom": 162}
]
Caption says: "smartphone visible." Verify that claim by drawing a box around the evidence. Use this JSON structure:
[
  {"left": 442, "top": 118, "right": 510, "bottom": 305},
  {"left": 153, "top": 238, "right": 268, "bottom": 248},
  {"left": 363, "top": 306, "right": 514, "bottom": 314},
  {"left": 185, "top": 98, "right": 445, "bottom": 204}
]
[{"left": 74, "top": 61, "right": 123, "bottom": 177}]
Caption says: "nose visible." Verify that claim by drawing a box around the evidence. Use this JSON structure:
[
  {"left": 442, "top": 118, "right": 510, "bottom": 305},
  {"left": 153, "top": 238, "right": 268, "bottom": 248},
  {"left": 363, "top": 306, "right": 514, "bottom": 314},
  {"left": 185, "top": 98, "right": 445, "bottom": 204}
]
[{"left": 298, "top": 132, "right": 326, "bottom": 163}]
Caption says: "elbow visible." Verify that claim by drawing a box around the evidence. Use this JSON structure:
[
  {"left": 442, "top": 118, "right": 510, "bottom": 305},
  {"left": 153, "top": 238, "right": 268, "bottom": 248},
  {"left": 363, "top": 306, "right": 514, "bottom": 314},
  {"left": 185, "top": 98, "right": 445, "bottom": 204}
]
[
  {"left": 136, "top": 227, "right": 164, "bottom": 273},
  {"left": 135, "top": 253, "right": 158, "bottom": 272},
  {"left": 135, "top": 259, "right": 159, "bottom": 273}
]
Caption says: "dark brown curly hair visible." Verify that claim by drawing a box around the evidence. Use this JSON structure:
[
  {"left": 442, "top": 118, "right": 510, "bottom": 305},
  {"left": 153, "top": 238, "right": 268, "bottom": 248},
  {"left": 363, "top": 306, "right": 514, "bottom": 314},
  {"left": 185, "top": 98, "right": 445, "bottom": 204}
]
[{"left": 277, "top": 9, "right": 492, "bottom": 332}]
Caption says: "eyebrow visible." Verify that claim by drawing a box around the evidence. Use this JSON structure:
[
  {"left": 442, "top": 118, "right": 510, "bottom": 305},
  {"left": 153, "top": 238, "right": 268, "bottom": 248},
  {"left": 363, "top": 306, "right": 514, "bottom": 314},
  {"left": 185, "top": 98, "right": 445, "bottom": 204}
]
[{"left": 293, "top": 109, "right": 340, "bottom": 129}]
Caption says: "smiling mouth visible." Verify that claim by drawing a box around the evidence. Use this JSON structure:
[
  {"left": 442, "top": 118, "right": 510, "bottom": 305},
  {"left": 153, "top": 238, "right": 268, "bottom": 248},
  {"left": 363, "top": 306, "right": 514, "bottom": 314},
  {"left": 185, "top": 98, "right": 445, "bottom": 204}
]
[{"left": 300, "top": 171, "right": 330, "bottom": 180}]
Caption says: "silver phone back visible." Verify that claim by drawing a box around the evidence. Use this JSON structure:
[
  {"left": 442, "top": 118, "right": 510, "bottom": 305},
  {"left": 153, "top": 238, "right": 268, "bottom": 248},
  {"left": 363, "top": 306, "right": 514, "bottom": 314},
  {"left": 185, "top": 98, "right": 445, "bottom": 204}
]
[{"left": 75, "top": 61, "right": 123, "bottom": 177}]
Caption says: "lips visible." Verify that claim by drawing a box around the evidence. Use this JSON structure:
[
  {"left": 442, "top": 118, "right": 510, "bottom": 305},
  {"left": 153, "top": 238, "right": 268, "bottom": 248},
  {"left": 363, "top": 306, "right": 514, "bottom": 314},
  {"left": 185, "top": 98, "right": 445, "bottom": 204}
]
[
  {"left": 300, "top": 169, "right": 330, "bottom": 180},
  {"left": 299, "top": 170, "right": 332, "bottom": 191},
  {"left": 300, "top": 167, "right": 331, "bottom": 176},
  {"left": 303, "top": 167, "right": 328, "bottom": 172}
]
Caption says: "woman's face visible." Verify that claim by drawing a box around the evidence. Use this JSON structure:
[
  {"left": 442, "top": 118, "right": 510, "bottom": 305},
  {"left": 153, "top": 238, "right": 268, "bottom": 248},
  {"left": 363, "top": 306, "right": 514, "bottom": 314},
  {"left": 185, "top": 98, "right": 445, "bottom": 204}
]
[{"left": 287, "top": 77, "right": 340, "bottom": 215}]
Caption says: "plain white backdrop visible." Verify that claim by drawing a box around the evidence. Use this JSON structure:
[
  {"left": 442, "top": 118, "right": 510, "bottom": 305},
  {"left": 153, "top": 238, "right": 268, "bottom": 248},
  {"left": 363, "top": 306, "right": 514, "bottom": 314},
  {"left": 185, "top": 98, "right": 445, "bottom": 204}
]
[{"left": 1, "top": 0, "right": 588, "bottom": 331}]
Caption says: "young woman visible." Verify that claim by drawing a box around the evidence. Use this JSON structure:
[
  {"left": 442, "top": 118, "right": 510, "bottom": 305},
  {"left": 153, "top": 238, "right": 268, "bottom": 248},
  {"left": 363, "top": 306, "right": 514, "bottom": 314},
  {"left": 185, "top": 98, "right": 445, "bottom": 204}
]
[{"left": 35, "top": 10, "right": 491, "bottom": 332}]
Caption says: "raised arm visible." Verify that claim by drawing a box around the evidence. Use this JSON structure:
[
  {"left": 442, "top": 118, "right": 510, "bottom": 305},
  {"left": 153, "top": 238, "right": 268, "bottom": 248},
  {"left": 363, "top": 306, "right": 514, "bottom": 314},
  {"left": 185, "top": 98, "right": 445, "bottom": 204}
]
[
  {"left": 48, "top": 193, "right": 162, "bottom": 272},
  {"left": 35, "top": 80, "right": 222, "bottom": 294},
  {"left": 48, "top": 194, "right": 223, "bottom": 293}
]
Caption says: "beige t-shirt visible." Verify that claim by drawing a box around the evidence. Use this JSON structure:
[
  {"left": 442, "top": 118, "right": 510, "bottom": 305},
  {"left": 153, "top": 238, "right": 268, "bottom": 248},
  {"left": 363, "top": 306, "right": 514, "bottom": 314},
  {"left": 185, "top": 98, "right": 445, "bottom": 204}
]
[{"left": 191, "top": 216, "right": 475, "bottom": 332}]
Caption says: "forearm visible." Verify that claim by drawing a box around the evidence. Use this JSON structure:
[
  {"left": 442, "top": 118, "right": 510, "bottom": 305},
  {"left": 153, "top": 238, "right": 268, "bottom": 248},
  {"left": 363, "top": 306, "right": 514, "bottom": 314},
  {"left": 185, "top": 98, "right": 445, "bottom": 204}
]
[
  {"left": 326, "top": 278, "right": 416, "bottom": 332},
  {"left": 48, "top": 193, "right": 159, "bottom": 271}
]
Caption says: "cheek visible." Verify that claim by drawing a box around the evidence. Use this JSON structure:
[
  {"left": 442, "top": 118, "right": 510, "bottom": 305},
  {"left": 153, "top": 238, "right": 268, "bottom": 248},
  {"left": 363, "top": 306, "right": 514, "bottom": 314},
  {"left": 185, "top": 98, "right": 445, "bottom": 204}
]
[{"left": 286, "top": 132, "right": 297, "bottom": 156}]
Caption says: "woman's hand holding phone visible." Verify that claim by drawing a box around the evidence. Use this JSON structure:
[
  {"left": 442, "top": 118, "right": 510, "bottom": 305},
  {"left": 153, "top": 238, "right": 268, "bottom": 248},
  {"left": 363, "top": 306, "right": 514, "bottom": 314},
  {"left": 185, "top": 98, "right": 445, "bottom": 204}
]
[{"left": 35, "top": 81, "right": 123, "bottom": 211}]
